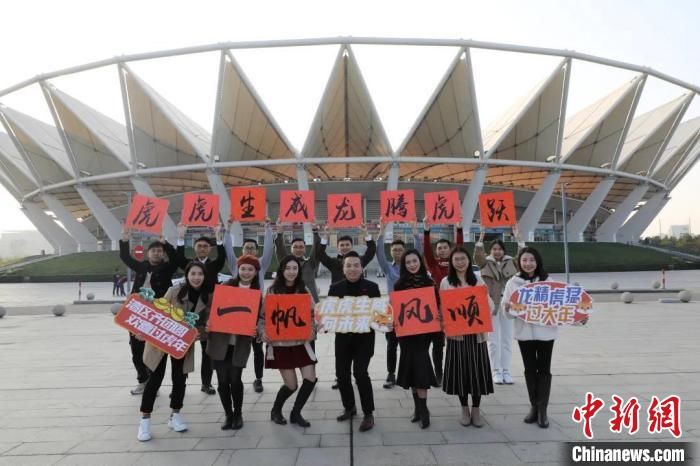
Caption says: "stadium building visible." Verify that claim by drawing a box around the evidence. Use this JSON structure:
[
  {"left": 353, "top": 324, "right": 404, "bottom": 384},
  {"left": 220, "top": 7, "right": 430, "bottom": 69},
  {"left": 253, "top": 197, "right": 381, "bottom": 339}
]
[{"left": 0, "top": 38, "right": 698, "bottom": 254}]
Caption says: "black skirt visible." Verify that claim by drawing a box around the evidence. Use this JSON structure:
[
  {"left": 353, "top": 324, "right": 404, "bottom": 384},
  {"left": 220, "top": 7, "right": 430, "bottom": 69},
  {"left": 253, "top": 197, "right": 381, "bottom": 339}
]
[
  {"left": 443, "top": 334, "right": 494, "bottom": 396},
  {"left": 396, "top": 333, "right": 437, "bottom": 389}
]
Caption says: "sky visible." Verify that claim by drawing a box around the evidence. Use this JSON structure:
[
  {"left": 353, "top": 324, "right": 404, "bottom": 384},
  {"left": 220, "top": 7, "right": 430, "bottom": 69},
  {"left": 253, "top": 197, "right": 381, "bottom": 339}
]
[{"left": 0, "top": 0, "right": 698, "bottom": 240}]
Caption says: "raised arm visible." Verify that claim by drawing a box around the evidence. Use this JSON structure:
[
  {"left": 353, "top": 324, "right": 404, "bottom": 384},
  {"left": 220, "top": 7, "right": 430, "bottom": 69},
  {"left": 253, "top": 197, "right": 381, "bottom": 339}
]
[
  {"left": 118, "top": 226, "right": 141, "bottom": 271},
  {"left": 360, "top": 223, "right": 376, "bottom": 267},
  {"left": 316, "top": 226, "right": 335, "bottom": 270},
  {"left": 456, "top": 225, "right": 464, "bottom": 246},
  {"left": 259, "top": 220, "right": 275, "bottom": 274},
  {"left": 173, "top": 223, "right": 189, "bottom": 270},
  {"left": 274, "top": 221, "right": 286, "bottom": 264},
  {"left": 224, "top": 223, "right": 237, "bottom": 276},
  {"left": 410, "top": 221, "right": 423, "bottom": 255},
  {"left": 375, "top": 221, "right": 390, "bottom": 274},
  {"left": 423, "top": 219, "right": 437, "bottom": 268},
  {"left": 474, "top": 228, "right": 488, "bottom": 268},
  {"left": 210, "top": 224, "right": 226, "bottom": 273}
]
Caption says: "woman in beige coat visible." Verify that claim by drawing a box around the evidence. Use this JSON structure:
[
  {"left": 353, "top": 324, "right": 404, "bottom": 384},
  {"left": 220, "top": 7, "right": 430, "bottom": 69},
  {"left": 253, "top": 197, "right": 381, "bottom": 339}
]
[
  {"left": 137, "top": 262, "right": 209, "bottom": 442},
  {"left": 473, "top": 226, "right": 524, "bottom": 385}
]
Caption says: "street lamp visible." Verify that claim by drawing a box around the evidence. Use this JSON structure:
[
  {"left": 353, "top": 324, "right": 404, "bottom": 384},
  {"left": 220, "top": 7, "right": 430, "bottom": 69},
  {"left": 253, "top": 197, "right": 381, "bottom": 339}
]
[{"left": 561, "top": 182, "right": 570, "bottom": 283}]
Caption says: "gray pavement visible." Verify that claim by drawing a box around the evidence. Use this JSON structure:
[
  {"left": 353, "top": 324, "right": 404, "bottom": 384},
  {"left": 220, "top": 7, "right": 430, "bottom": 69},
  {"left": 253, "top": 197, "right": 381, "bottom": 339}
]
[{"left": 0, "top": 298, "right": 699, "bottom": 465}]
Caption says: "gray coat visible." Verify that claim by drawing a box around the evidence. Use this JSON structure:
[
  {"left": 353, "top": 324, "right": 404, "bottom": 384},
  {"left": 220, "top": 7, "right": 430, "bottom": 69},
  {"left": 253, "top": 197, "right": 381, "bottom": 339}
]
[{"left": 206, "top": 332, "right": 253, "bottom": 368}]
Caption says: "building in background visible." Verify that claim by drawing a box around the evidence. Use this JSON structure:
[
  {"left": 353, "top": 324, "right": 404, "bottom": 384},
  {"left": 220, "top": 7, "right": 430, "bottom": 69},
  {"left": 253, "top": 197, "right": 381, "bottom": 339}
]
[{"left": 669, "top": 224, "right": 691, "bottom": 239}]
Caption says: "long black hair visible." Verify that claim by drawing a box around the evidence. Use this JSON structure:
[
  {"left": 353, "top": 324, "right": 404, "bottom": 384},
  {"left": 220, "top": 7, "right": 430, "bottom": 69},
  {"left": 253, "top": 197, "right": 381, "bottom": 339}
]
[
  {"left": 516, "top": 246, "right": 548, "bottom": 282},
  {"left": 394, "top": 248, "right": 433, "bottom": 290},
  {"left": 177, "top": 261, "right": 209, "bottom": 304},
  {"left": 447, "top": 245, "right": 478, "bottom": 287},
  {"left": 270, "top": 255, "right": 307, "bottom": 294},
  {"left": 489, "top": 239, "right": 507, "bottom": 256}
]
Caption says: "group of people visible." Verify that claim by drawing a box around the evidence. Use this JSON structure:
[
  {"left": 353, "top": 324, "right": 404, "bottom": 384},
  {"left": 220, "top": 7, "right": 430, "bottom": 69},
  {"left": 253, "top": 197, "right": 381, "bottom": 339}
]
[{"left": 119, "top": 217, "right": 559, "bottom": 441}]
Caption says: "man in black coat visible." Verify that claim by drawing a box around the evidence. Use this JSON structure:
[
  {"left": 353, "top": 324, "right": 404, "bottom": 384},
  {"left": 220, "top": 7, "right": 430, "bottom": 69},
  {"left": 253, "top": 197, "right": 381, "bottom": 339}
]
[
  {"left": 173, "top": 223, "right": 225, "bottom": 395},
  {"left": 119, "top": 227, "right": 179, "bottom": 395},
  {"left": 328, "top": 251, "right": 381, "bottom": 432},
  {"left": 317, "top": 224, "right": 377, "bottom": 287}
]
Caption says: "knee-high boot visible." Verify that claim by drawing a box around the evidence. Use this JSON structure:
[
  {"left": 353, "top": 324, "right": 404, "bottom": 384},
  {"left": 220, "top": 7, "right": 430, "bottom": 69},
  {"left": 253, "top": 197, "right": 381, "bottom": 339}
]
[
  {"left": 271, "top": 385, "right": 296, "bottom": 425},
  {"left": 290, "top": 378, "right": 317, "bottom": 427},
  {"left": 536, "top": 374, "right": 551, "bottom": 428},
  {"left": 523, "top": 372, "right": 538, "bottom": 424}
]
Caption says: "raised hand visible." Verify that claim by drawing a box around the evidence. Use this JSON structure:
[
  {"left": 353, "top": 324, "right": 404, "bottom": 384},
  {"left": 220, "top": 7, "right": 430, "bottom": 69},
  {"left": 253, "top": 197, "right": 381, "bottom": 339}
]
[
  {"left": 177, "top": 222, "right": 187, "bottom": 240},
  {"left": 479, "top": 227, "right": 485, "bottom": 242}
]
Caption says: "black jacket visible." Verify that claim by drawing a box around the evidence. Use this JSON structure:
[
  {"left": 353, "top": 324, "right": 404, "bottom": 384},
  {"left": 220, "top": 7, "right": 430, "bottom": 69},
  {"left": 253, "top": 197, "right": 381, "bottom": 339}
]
[
  {"left": 328, "top": 277, "right": 381, "bottom": 299},
  {"left": 318, "top": 239, "right": 377, "bottom": 287},
  {"left": 119, "top": 240, "right": 179, "bottom": 299},
  {"left": 174, "top": 243, "right": 227, "bottom": 293}
]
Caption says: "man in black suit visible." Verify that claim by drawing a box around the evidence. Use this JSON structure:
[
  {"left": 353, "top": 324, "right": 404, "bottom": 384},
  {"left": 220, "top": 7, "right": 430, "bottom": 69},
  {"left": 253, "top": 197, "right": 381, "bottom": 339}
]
[{"left": 328, "top": 251, "right": 381, "bottom": 432}]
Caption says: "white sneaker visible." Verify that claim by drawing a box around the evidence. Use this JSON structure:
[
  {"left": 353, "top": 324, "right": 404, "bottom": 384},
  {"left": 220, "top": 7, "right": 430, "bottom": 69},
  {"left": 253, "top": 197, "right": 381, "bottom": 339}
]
[
  {"left": 168, "top": 412, "right": 188, "bottom": 432},
  {"left": 130, "top": 382, "right": 146, "bottom": 395},
  {"left": 137, "top": 417, "right": 151, "bottom": 441},
  {"left": 493, "top": 371, "right": 504, "bottom": 385},
  {"left": 502, "top": 371, "right": 514, "bottom": 385}
]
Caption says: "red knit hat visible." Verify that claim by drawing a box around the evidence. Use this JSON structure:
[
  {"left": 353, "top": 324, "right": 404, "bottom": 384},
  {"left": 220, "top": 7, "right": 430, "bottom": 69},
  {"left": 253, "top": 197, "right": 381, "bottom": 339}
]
[{"left": 237, "top": 254, "right": 261, "bottom": 271}]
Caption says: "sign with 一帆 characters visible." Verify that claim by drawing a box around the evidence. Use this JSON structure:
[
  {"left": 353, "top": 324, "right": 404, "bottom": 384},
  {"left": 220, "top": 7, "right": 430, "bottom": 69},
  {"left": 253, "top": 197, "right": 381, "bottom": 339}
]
[
  {"left": 315, "top": 296, "right": 391, "bottom": 333},
  {"left": 114, "top": 295, "right": 198, "bottom": 359},
  {"left": 508, "top": 281, "right": 593, "bottom": 327}
]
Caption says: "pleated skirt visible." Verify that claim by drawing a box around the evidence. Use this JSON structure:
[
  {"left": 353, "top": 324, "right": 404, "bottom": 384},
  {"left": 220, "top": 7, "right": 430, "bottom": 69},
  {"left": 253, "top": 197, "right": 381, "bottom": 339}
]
[{"left": 442, "top": 335, "right": 494, "bottom": 396}]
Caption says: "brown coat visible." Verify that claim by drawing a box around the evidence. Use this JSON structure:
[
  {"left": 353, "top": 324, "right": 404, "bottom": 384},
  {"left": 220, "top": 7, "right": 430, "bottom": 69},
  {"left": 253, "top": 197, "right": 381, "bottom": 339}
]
[
  {"left": 473, "top": 242, "right": 522, "bottom": 313},
  {"left": 143, "top": 285, "right": 209, "bottom": 374}
]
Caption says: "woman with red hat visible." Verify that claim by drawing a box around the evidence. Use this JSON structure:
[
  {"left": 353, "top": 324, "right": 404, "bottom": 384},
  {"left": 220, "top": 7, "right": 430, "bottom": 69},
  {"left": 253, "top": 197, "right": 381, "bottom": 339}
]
[{"left": 206, "top": 254, "right": 261, "bottom": 430}]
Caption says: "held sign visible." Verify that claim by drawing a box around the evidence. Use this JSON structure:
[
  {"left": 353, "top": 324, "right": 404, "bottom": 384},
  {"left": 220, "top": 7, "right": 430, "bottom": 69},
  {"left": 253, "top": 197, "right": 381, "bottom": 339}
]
[
  {"left": 263, "top": 294, "right": 313, "bottom": 341},
  {"left": 507, "top": 281, "right": 593, "bottom": 327},
  {"left": 208, "top": 284, "right": 261, "bottom": 336}
]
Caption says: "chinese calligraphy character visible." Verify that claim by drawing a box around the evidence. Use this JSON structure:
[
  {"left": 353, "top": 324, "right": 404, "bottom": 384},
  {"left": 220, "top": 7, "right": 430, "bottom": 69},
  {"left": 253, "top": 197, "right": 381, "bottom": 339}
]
[
  {"left": 572, "top": 392, "right": 605, "bottom": 439},
  {"left": 397, "top": 297, "right": 434, "bottom": 326},
  {"left": 385, "top": 193, "right": 408, "bottom": 218},
  {"left": 217, "top": 306, "right": 252, "bottom": 317},
  {"left": 270, "top": 304, "right": 307, "bottom": 335},
  {"left": 240, "top": 191, "right": 256, "bottom": 219},
  {"left": 648, "top": 395, "right": 682, "bottom": 438},
  {"left": 486, "top": 198, "right": 510, "bottom": 223},
  {"left": 565, "top": 286, "right": 583, "bottom": 305},
  {"left": 609, "top": 395, "right": 640, "bottom": 435},
  {"left": 533, "top": 285, "right": 550, "bottom": 304},
  {"left": 432, "top": 194, "right": 455, "bottom": 221},
  {"left": 188, "top": 195, "right": 213, "bottom": 223},
  {"left": 446, "top": 295, "right": 483, "bottom": 327},
  {"left": 133, "top": 200, "right": 160, "bottom": 227},
  {"left": 285, "top": 193, "right": 309, "bottom": 219},
  {"left": 333, "top": 196, "right": 357, "bottom": 223}
]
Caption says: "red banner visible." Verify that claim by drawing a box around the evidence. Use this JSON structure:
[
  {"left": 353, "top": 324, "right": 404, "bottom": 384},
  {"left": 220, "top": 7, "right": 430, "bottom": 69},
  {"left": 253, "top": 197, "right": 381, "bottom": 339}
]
[
  {"left": 479, "top": 191, "right": 517, "bottom": 228},
  {"left": 327, "top": 193, "right": 363, "bottom": 227},
  {"left": 208, "top": 284, "right": 261, "bottom": 336},
  {"left": 264, "top": 294, "right": 313, "bottom": 341},
  {"left": 114, "top": 295, "right": 198, "bottom": 359},
  {"left": 279, "top": 190, "right": 315, "bottom": 223},
  {"left": 389, "top": 286, "right": 441, "bottom": 337},
  {"left": 424, "top": 190, "right": 462, "bottom": 225},
  {"left": 508, "top": 281, "right": 593, "bottom": 327},
  {"left": 230, "top": 187, "right": 266, "bottom": 222},
  {"left": 125, "top": 194, "right": 169, "bottom": 234},
  {"left": 439, "top": 285, "right": 492, "bottom": 336},
  {"left": 380, "top": 189, "right": 416, "bottom": 222},
  {"left": 181, "top": 193, "right": 220, "bottom": 227}
]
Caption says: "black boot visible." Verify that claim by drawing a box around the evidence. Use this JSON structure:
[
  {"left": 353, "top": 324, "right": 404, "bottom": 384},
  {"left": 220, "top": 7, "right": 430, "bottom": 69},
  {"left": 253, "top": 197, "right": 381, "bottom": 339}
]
[
  {"left": 271, "top": 385, "right": 295, "bottom": 425},
  {"left": 417, "top": 397, "right": 430, "bottom": 429},
  {"left": 221, "top": 413, "right": 234, "bottom": 430},
  {"left": 536, "top": 374, "right": 551, "bottom": 428},
  {"left": 523, "top": 372, "right": 538, "bottom": 424},
  {"left": 290, "top": 378, "right": 316, "bottom": 428},
  {"left": 218, "top": 385, "right": 234, "bottom": 430},
  {"left": 410, "top": 391, "right": 420, "bottom": 423}
]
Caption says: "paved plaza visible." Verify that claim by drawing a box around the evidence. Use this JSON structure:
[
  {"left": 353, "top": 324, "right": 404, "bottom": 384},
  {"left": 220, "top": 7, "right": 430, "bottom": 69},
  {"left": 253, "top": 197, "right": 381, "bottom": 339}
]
[{"left": 0, "top": 293, "right": 698, "bottom": 465}]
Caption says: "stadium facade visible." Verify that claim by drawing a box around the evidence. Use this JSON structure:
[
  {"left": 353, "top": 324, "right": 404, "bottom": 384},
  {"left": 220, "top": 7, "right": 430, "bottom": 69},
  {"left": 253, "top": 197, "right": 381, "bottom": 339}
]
[{"left": 0, "top": 38, "right": 698, "bottom": 254}]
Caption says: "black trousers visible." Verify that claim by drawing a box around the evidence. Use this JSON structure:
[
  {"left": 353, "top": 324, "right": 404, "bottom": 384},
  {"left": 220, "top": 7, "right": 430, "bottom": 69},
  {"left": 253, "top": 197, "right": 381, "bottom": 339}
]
[
  {"left": 430, "top": 332, "right": 445, "bottom": 376},
  {"left": 335, "top": 332, "right": 375, "bottom": 415},
  {"left": 214, "top": 345, "right": 244, "bottom": 415},
  {"left": 252, "top": 339, "right": 264, "bottom": 380},
  {"left": 140, "top": 354, "right": 187, "bottom": 413},
  {"left": 518, "top": 340, "right": 554, "bottom": 376},
  {"left": 129, "top": 334, "right": 150, "bottom": 383},
  {"left": 200, "top": 340, "right": 213, "bottom": 386},
  {"left": 385, "top": 331, "right": 398, "bottom": 374}
]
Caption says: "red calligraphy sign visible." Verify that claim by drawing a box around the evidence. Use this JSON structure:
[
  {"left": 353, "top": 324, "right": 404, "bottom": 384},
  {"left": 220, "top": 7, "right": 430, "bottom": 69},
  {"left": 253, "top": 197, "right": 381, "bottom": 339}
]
[
  {"left": 327, "top": 193, "right": 363, "bottom": 227},
  {"left": 279, "top": 190, "right": 315, "bottom": 223},
  {"left": 439, "top": 285, "right": 492, "bottom": 337},
  {"left": 478, "top": 191, "right": 517, "bottom": 227},
  {"left": 424, "top": 191, "right": 462, "bottom": 225},
  {"left": 125, "top": 194, "right": 169, "bottom": 234},
  {"left": 380, "top": 189, "right": 416, "bottom": 222},
  {"left": 207, "top": 284, "right": 261, "bottom": 336},
  {"left": 230, "top": 187, "right": 266, "bottom": 222},
  {"left": 114, "top": 295, "right": 198, "bottom": 359},
  {"left": 181, "top": 193, "right": 220, "bottom": 227},
  {"left": 389, "top": 286, "right": 441, "bottom": 337},
  {"left": 264, "top": 294, "right": 313, "bottom": 341}
]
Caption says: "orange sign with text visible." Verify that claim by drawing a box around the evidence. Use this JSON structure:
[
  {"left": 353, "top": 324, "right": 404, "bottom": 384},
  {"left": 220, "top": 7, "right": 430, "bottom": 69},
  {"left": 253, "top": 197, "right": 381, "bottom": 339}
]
[
  {"left": 479, "top": 191, "right": 517, "bottom": 227},
  {"left": 264, "top": 294, "right": 313, "bottom": 341},
  {"left": 327, "top": 193, "right": 363, "bottom": 227},
  {"left": 208, "top": 284, "right": 261, "bottom": 336},
  {"left": 380, "top": 189, "right": 416, "bottom": 222},
  {"left": 125, "top": 194, "right": 170, "bottom": 234},
  {"left": 425, "top": 190, "right": 462, "bottom": 225},
  {"left": 389, "top": 286, "right": 441, "bottom": 337},
  {"left": 439, "top": 285, "right": 492, "bottom": 336},
  {"left": 279, "top": 190, "right": 315, "bottom": 223},
  {"left": 230, "top": 187, "right": 266, "bottom": 222},
  {"left": 181, "top": 193, "right": 220, "bottom": 227}
]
